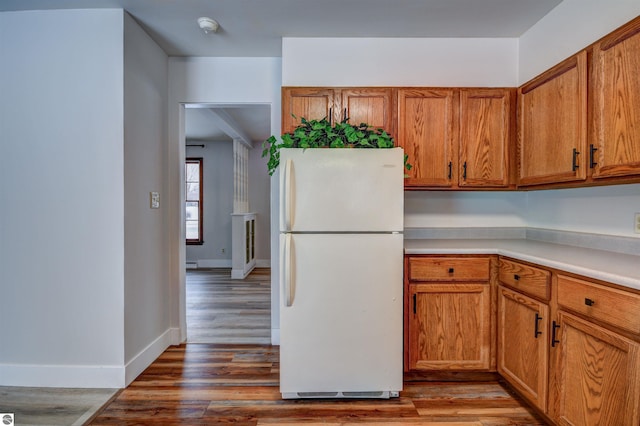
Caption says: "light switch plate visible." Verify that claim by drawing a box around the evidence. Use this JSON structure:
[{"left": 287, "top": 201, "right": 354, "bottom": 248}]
[{"left": 150, "top": 191, "right": 160, "bottom": 209}]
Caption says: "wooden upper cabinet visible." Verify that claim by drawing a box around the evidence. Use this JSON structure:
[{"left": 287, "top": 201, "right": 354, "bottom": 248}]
[
  {"left": 281, "top": 87, "right": 337, "bottom": 133},
  {"left": 398, "top": 89, "right": 457, "bottom": 188},
  {"left": 459, "top": 88, "right": 514, "bottom": 188},
  {"left": 341, "top": 88, "right": 394, "bottom": 135},
  {"left": 518, "top": 51, "right": 588, "bottom": 187},
  {"left": 591, "top": 17, "right": 640, "bottom": 179}
]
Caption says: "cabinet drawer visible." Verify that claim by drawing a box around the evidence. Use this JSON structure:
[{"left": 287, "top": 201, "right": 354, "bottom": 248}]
[
  {"left": 499, "top": 258, "right": 550, "bottom": 301},
  {"left": 557, "top": 274, "right": 640, "bottom": 335},
  {"left": 408, "top": 257, "right": 490, "bottom": 281}
]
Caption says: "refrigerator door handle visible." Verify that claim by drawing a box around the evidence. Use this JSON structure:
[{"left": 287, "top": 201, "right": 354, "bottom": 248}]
[
  {"left": 280, "top": 158, "right": 293, "bottom": 231},
  {"left": 281, "top": 233, "right": 294, "bottom": 307}
]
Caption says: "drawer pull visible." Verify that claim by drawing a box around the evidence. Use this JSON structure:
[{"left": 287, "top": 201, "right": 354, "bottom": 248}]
[
  {"left": 413, "top": 294, "right": 417, "bottom": 315},
  {"left": 551, "top": 321, "right": 561, "bottom": 347},
  {"left": 534, "top": 313, "right": 543, "bottom": 339},
  {"left": 584, "top": 298, "right": 595, "bottom": 306},
  {"left": 448, "top": 268, "right": 455, "bottom": 274},
  {"left": 514, "top": 274, "right": 520, "bottom": 281}
]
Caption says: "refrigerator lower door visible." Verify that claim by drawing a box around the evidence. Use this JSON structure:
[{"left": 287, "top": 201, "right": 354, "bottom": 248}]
[{"left": 280, "top": 232, "right": 403, "bottom": 399}]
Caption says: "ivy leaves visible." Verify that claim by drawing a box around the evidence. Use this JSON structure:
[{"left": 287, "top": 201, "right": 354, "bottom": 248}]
[{"left": 262, "top": 115, "right": 404, "bottom": 176}]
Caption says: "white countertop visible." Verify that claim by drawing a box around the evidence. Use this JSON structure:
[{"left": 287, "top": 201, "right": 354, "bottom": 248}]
[{"left": 404, "top": 239, "right": 640, "bottom": 291}]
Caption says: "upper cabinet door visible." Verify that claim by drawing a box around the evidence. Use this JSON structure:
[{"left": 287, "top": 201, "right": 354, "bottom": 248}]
[
  {"left": 518, "top": 52, "right": 588, "bottom": 187},
  {"left": 281, "top": 87, "right": 338, "bottom": 134},
  {"left": 398, "top": 88, "right": 457, "bottom": 188},
  {"left": 341, "top": 88, "right": 394, "bottom": 136},
  {"left": 459, "top": 88, "right": 514, "bottom": 188},
  {"left": 592, "top": 18, "right": 640, "bottom": 179}
]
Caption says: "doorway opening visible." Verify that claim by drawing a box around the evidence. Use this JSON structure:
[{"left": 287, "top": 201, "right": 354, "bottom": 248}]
[{"left": 180, "top": 103, "right": 272, "bottom": 344}]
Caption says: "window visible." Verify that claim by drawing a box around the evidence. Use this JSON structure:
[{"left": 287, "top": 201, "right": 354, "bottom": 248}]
[{"left": 185, "top": 158, "right": 203, "bottom": 244}]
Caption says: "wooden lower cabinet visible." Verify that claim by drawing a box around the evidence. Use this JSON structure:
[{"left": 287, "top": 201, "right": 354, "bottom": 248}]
[
  {"left": 497, "top": 285, "right": 549, "bottom": 412},
  {"left": 408, "top": 282, "right": 492, "bottom": 371},
  {"left": 549, "top": 311, "right": 640, "bottom": 425}
]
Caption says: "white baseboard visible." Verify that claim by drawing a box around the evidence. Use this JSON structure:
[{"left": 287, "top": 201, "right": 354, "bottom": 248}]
[
  {"left": 0, "top": 363, "right": 125, "bottom": 388},
  {"left": 197, "top": 259, "right": 232, "bottom": 268},
  {"left": 125, "top": 328, "right": 175, "bottom": 386},
  {"left": 271, "top": 328, "right": 280, "bottom": 345},
  {"left": 256, "top": 259, "right": 270, "bottom": 268},
  {"left": 0, "top": 328, "right": 181, "bottom": 388}
]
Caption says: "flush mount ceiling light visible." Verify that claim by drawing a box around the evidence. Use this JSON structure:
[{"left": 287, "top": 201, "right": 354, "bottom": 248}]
[{"left": 197, "top": 17, "right": 219, "bottom": 34}]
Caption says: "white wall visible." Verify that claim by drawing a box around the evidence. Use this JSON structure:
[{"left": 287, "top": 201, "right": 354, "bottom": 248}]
[
  {"left": 525, "top": 184, "right": 640, "bottom": 237},
  {"left": 519, "top": 0, "right": 640, "bottom": 83},
  {"left": 185, "top": 142, "right": 234, "bottom": 267},
  {"left": 0, "top": 9, "right": 126, "bottom": 387},
  {"left": 519, "top": 0, "right": 640, "bottom": 238},
  {"left": 283, "top": 38, "right": 518, "bottom": 87},
  {"left": 123, "top": 13, "right": 172, "bottom": 385},
  {"left": 168, "top": 57, "right": 282, "bottom": 342},
  {"left": 405, "top": 192, "right": 527, "bottom": 228}
]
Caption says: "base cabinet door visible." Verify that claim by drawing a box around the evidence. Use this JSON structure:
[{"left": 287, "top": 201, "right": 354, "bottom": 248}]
[
  {"left": 550, "top": 311, "right": 640, "bottom": 425},
  {"left": 408, "top": 283, "right": 492, "bottom": 370},
  {"left": 497, "top": 286, "right": 549, "bottom": 412}
]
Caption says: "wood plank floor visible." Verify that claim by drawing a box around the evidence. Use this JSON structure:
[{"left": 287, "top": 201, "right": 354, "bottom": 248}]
[
  {"left": 187, "top": 268, "right": 271, "bottom": 344},
  {"left": 90, "top": 344, "right": 547, "bottom": 425}
]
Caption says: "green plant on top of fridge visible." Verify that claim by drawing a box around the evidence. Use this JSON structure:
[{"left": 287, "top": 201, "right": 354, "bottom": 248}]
[{"left": 262, "top": 115, "right": 412, "bottom": 176}]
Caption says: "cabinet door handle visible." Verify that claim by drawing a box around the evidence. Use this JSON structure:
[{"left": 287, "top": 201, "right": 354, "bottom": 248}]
[
  {"left": 462, "top": 162, "right": 467, "bottom": 180},
  {"left": 551, "top": 321, "right": 561, "bottom": 347},
  {"left": 589, "top": 144, "right": 598, "bottom": 168},
  {"left": 343, "top": 108, "right": 347, "bottom": 123},
  {"left": 585, "top": 298, "right": 595, "bottom": 306},
  {"left": 534, "top": 313, "right": 543, "bottom": 338},
  {"left": 447, "top": 161, "right": 452, "bottom": 179},
  {"left": 572, "top": 148, "right": 580, "bottom": 172},
  {"left": 514, "top": 274, "right": 520, "bottom": 281},
  {"left": 329, "top": 107, "right": 332, "bottom": 126},
  {"left": 413, "top": 293, "right": 417, "bottom": 315},
  {"left": 448, "top": 267, "right": 455, "bottom": 274}
]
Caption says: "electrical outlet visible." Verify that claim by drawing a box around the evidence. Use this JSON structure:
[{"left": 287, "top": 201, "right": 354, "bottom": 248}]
[{"left": 635, "top": 213, "right": 640, "bottom": 234}]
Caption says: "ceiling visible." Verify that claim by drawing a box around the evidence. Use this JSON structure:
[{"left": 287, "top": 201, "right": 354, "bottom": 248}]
[{"left": 1, "top": 0, "right": 563, "bottom": 146}]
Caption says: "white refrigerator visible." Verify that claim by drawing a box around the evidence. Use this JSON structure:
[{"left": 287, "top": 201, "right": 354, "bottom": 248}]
[{"left": 279, "top": 147, "right": 404, "bottom": 399}]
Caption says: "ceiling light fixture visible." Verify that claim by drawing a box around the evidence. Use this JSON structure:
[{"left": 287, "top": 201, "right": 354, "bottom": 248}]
[{"left": 197, "top": 17, "right": 219, "bottom": 34}]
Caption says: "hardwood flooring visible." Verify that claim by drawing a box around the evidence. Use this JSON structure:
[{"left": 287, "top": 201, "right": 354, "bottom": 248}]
[
  {"left": 186, "top": 268, "right": 271, "bottom": 344},
  {"left": 91, "top": 344, "right": 547, "bottom": 425}
]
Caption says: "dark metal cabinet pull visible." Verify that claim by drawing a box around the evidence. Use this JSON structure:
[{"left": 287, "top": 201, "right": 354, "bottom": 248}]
[
  {"left": 589, "top": 144, "right": 598, "bottom": 168},
  {"left": 534, "top": 313, "right": 543, "bottom": 338},
  {"left": 447, "top": 162, "right": 452, "bottom": 179},
  {"left": 462, "top": 162, "right": 467, "bottom": 180},
  {"left": 514, "top": 274, "right": 520, "bottom": 281},
  {"left": 448, "top": 267, "right": 455, "bottom": 274},
  {"left": 572, "top": 148, "right": 580, "bottom": 171},
  {"left": 413, "top": 294, "right": 417, "bottom": 315},
  {"left": 329, "top": 107, "right": 332, "bottom": 125},
  {"left": 585, "top": 298, "right": 595, "bottom": 306},
  {"left": 551, "top": 321, "right": 561, "bottom": 347}
]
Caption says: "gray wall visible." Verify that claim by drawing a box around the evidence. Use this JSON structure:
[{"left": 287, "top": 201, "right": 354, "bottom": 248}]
[
  {"left": 0, "top": 9, "right": 126, "bottom": 387},
  {"left": 185, "top": 141, "right": 234, "bottom": 266},
  {"left": 123, "top": 13, "right": 171, "bottom": 379}
]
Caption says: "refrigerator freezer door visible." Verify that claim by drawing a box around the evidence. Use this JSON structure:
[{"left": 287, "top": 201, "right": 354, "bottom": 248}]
[
  {"left": 280, "top": 233, "right": 403, "bottom": 396},
  {"left": 279, "top": 148, "right": 404, "bottom": 233}
]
